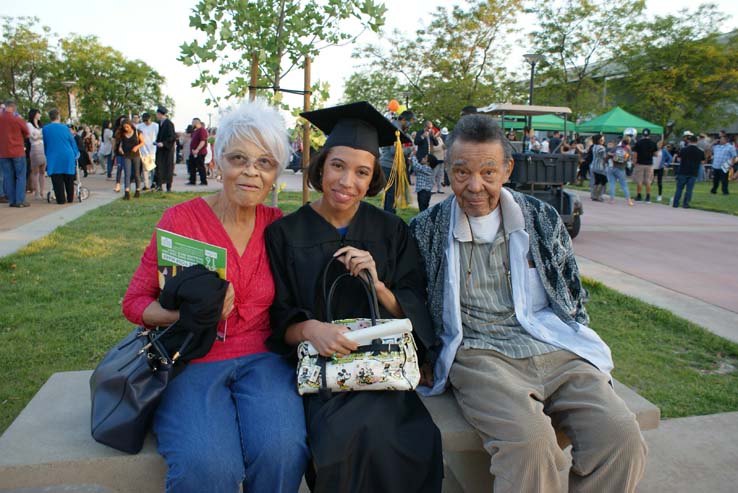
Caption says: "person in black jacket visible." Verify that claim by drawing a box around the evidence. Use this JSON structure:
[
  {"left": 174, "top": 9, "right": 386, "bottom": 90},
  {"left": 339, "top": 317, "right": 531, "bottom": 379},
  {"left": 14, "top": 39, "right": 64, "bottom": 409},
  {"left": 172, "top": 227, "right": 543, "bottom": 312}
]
[
  {"left": 155, "top": 106, "right": 176, "bottom": 191},
  {"left": 673, "top": 134, "right": 705, "bottom": 208}
]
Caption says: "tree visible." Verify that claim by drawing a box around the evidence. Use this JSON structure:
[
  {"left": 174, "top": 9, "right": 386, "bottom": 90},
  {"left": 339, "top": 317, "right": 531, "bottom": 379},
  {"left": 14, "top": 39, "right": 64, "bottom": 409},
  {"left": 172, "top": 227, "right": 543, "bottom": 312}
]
[
  {"left": 179, "top": 0, "right": 387, "bottom": 106},
  {"left": 342, "top": 70, "right": 405, "bottom": 110},
  {"left": 0, "top": 17, "right": 171, "bottom": 124},
  {"left": 0, "top": 16, "right": 58, "bottom": 111},
  {"left": 526, "top": 0, "right": 646, "bottom": 118},
  {"left": 58, "top": 35, "right": 167, "bottom": 123},
  {"left": 611, "top": 5, "right": 738, "bottom": 136},
  {"left": 349, "top": 0, "right": 522, "bottom": 128}
]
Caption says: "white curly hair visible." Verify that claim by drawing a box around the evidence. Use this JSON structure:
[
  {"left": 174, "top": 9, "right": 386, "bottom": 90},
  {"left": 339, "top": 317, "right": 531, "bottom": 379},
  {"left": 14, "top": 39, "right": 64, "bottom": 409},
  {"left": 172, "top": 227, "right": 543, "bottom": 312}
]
[{"left": 214, "top": 98, "right": 290, "bottom": 173}]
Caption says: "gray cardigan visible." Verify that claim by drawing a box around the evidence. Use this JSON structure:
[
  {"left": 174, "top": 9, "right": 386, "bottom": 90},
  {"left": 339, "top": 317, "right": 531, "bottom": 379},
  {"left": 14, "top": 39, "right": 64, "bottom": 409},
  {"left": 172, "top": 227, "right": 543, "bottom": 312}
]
[{"left": 409, "top": 191, "right": 589, "bottom": 348}]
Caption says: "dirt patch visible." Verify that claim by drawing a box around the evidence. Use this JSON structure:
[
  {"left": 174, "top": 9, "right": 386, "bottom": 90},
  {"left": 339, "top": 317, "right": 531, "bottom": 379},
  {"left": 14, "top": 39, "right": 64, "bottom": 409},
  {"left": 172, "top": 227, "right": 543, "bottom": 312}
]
[{"left": 699, "top": 358, "right": 738, "bottom": 376}]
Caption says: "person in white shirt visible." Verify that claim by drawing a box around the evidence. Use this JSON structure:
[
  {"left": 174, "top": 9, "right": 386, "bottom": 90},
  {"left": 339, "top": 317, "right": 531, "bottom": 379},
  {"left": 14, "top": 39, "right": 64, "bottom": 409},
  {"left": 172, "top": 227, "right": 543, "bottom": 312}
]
[
  {"left": 26, "top": 109, "right": 46, "bottom": 199},
  {"left": 137, "top": 112, "right": 159, "bottom": 191}
]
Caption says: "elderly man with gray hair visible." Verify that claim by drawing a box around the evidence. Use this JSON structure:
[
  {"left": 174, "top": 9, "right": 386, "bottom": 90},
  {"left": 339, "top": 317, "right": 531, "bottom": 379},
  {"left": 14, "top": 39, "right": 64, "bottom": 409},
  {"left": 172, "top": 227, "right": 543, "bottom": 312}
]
[{"left": 410, "top": 114, "right": 646, "bottom": 492}]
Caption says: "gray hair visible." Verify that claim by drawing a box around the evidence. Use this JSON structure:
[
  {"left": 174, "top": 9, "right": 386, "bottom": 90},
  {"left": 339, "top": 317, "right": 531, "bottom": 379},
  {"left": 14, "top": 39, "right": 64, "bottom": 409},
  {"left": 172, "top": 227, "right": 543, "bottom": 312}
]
[
  {"left": 214, "top": 98, "right": 289, "bottom": 173},
  {"left": 445, "top": 114, "right": 515, "bottom": 167}
]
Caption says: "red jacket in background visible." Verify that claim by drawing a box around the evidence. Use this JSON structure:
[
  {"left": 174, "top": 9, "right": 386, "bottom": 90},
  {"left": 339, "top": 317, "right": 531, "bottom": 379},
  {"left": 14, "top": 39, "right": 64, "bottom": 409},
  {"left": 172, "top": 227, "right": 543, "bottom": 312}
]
[
  {"left": 190, "top": 126, "right": 209, "bottom": 156},
  {"left": 0, "top": 111, "right": 30, "bottom": 158}
]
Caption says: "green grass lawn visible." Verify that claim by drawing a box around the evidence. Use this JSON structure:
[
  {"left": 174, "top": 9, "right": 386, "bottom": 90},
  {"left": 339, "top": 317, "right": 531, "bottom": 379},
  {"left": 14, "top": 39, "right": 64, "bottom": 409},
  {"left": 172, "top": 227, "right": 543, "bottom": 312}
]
[
  {"left": 1, "top": 191, "right": 737, "bottom": 433},
  {"left": 568, "top": 177, "right": 738, "bottom": 215}
]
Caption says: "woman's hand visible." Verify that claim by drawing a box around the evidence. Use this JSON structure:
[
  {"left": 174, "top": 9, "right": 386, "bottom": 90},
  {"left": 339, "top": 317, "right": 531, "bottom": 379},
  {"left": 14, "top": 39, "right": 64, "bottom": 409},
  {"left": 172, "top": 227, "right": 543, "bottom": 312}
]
[
  {"left": 334, "top": 246, "right": 380, "bottom": 288},
  {"left": 221, "top": 282, "right": 235, "bottom": 320},
  {"left": 333, "top": 246, "right": 404, "bottom": 318},
  {"left": 303, "top": 320, "right": 358, "bottom": 358}
]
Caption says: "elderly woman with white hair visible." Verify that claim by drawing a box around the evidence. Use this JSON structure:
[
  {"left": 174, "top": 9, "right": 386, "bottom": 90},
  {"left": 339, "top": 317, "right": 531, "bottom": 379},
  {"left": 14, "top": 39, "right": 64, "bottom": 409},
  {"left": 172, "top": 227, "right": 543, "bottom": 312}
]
[{"left": 122, "top": 100, "right": 309, "bottom": 493}]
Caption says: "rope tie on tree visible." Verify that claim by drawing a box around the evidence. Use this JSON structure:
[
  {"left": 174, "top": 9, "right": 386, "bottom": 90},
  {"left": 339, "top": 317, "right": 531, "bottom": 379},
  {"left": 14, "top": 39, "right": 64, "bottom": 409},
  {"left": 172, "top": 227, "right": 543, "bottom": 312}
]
[
  {"left": 382, "top": 130, "right": 411, "bottom": 209},
  {"left": 247, "top": 85, "right": 313, "bottom": 96}
]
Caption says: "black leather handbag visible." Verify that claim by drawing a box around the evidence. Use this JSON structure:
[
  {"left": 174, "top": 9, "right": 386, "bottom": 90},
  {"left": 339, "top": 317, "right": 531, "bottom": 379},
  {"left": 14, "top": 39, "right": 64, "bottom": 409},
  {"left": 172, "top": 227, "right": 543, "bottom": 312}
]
[{"left": 89, "top": 324, "right": 191, "bottom": 453}]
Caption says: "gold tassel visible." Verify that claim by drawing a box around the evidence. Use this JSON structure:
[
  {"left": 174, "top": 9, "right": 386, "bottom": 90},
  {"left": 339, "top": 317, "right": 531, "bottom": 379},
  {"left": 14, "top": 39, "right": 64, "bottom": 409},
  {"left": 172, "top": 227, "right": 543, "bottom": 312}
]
[{"left": 382, "top": 130, "right": 412, "bottom": 209}]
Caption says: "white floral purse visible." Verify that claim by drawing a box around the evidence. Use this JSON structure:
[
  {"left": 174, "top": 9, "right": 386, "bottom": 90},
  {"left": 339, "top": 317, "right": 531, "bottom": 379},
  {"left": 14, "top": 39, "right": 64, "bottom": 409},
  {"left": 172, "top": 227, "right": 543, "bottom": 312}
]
[{"left": 296, "top": 265, "right": 420, "bottom": 396}]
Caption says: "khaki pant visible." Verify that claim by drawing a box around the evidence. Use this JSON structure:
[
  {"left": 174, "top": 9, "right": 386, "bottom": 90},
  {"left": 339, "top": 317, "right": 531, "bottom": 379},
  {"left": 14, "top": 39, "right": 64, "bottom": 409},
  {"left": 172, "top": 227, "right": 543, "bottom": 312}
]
[
  {"left": 632, "top": 164, "right": 653, "bottom": 186},
  {"left": 449, "top": 348, "right": 647, "bottom": 493}
]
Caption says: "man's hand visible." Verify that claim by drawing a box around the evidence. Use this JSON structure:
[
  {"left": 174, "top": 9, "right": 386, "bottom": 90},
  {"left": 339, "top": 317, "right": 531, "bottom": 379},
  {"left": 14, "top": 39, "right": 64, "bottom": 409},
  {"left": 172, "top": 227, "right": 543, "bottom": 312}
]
[{"left": 419, "top": 362, "right": 434, "bottom": 387}]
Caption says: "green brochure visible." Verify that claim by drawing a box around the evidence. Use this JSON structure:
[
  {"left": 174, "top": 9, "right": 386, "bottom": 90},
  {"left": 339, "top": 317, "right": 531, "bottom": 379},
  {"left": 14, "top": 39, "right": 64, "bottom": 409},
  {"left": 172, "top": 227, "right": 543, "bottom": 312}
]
[{"left": 156, "top": 228, "right": 228, "bottom": 340}]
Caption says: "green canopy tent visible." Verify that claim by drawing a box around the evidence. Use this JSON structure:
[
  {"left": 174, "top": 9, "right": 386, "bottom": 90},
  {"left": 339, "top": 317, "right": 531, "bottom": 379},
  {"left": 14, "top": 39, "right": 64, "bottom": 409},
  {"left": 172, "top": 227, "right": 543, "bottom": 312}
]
[
  {"left": 577, "top": 106, "right": 663, "bottom": 135},
  {"left": 499, "top": 114, "right": 575, "bottom": 131}
]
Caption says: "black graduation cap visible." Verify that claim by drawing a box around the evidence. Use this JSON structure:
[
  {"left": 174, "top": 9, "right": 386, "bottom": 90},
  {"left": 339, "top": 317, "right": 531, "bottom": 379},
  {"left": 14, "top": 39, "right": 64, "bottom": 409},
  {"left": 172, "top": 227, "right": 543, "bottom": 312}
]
[{"left": 300, "top": 101, "right": 411, "bottom": 157}]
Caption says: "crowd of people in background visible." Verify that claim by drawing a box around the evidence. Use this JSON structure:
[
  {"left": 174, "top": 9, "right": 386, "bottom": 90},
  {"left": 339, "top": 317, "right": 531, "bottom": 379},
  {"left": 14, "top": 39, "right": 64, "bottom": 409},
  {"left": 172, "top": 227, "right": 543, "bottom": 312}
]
[
  {"left": 0, "top": 99, "right": 221, "bottom": 207},
  {"left": 3, "top": 94, "right": 737, "bottom": 214},
  {"left": 508, "top": 124, "right": 738, "bottom": 208}
]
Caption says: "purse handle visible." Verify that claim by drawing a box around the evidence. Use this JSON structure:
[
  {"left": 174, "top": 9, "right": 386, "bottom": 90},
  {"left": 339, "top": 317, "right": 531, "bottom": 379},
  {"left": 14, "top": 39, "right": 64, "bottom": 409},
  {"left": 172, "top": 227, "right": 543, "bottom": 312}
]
[{"left": 321, "top": 256, "right": 381, "bottom": 325}]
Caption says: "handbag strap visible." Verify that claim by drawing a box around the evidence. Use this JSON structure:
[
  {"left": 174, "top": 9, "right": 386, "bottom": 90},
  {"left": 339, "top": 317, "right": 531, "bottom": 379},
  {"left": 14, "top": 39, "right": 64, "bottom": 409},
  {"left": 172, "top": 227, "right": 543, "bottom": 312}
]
[
  {"left": 325, "top": 272, "right": 378, "bottom": 325},
  {"left": 321, "top": 256, "right": 380, "bottom": 324}
]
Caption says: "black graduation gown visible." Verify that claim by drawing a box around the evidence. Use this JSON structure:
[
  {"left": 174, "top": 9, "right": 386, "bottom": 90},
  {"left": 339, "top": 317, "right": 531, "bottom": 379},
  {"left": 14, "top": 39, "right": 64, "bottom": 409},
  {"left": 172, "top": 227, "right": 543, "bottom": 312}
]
[{"left": 265, "top": 202, "right": 442, "bottom": 493}]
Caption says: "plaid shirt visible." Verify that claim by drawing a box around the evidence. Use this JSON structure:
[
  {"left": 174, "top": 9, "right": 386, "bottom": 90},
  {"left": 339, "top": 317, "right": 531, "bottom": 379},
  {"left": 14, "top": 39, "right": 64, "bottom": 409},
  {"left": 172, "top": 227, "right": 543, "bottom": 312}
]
[
  {"left": 711, "top": 143, "right": 737, "bottom": 170},
  {"left": 412, "top": 157, "right": 435, "bottom": 191}
]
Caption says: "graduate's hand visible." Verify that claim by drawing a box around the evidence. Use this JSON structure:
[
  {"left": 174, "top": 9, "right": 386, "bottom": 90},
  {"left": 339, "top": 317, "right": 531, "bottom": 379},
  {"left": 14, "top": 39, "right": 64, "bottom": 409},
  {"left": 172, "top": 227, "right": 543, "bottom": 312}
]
[
  {"left": 333, "top": 246, "right": 381, "bottom": 289},
  {"left": 303, "top": 320, "right": 358, "bottom": 358},
  {"left": 221, "top": 283, "right": 235, "bottom": 320}
]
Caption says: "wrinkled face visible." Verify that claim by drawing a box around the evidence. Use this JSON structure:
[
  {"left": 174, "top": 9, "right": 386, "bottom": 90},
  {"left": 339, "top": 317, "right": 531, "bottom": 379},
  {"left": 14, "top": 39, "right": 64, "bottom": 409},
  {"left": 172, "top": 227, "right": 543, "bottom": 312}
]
[
  {"left": 320, "top": 146, "right": 375, "bottom": 213},
  {"left": 449, "top": 140, "right": 513, "bottom": 217},
  {"left": 220, "top": 138, "right": 279, "bottom": 208}
]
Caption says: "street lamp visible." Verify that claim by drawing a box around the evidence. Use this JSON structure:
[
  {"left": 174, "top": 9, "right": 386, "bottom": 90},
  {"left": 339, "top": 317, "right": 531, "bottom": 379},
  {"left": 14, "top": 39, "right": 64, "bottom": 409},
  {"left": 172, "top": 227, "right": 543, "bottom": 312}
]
[
  {"left": 401, "top": 90, "right": 411, "bottom": 109},
  {"left": 523, "top": 54, "right": 544, "bottom": 105},
  {"left": 60, "top": 80, "right": 76, "bottom": 123},
  {"left": 522, "top": 54, "right": 544, "bottom": 149}
]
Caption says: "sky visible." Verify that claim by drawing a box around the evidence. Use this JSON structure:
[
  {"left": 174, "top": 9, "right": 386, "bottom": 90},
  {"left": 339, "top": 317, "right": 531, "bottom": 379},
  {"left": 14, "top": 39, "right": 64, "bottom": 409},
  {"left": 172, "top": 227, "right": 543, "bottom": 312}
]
[{"left": 4, "top": 0, "right": 738, "bottom": 129}]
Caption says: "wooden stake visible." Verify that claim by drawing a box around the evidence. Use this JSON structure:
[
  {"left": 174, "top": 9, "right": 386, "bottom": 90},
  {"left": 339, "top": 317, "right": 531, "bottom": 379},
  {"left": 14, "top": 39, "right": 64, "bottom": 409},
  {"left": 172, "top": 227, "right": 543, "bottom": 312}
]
[
  {"left": 249, "top": 52, "right": 258, "bottom": 102},
  {"left": 302, "top": 56, "right": 312, "bottom": 205}
]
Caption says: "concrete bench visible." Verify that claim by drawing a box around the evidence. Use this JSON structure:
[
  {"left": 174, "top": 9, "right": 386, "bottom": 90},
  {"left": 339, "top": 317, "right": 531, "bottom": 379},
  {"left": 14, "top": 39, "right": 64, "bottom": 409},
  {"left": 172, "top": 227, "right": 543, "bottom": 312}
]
[
  {"left": 419, "top": 379, "right": 661, "bottom": 493},
  {"left": 0, "top": 371, "right": 658, "bottom": 493}
]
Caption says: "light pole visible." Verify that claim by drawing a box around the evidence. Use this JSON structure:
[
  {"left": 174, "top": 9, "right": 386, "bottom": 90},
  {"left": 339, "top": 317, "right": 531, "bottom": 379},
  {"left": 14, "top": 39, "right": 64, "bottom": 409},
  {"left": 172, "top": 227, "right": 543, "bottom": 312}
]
[
  {"left": 60, "top": 80, "right": 76, "bottom": 123},
  {"left": 522, "top": 54, "right": 543, "bottom": 149},
  {"left": 401, "top": 90, "right": 411, "bottom": 109}
]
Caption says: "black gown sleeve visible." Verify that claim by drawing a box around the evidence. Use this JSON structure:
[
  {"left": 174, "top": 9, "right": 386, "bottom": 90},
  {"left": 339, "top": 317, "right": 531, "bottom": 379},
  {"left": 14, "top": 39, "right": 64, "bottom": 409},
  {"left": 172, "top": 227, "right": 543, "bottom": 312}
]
[
  {"left": 264, "top": 221, "right": 315, "bottom": 355},
  {"left": 384, "top": 219, "right": 435, "bottom": 361}
]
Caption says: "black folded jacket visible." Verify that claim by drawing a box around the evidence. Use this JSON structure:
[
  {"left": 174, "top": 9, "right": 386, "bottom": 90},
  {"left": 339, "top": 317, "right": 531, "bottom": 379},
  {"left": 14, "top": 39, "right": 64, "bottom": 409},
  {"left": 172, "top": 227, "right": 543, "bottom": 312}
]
[{"left": 158, "top": 265, "right": 229, "bottom": 362}]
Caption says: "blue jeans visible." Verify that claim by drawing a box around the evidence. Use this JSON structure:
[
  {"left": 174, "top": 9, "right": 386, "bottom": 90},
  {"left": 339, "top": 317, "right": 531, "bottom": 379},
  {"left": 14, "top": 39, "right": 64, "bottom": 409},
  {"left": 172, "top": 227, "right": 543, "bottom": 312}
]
[
  {"left": 673, "top": 175, "right": 697, "bottom": 208},
  {"left": 115, "top": 155, "right": 124, "bottom": 183},
  {"left": 106, "top": 154, "right": 114, "bottom": 178},
  {"left": 122, "top": 157, "right": 141, "bottom": 191},
  {"left": 153, "top": 351, "right": 309, "bottom": 493},
  {"left": 607, "top": 167, "right": 630, "bottom": 200},
  {"left": 0, "top": 156, "right": 27, "bottom": 205}
]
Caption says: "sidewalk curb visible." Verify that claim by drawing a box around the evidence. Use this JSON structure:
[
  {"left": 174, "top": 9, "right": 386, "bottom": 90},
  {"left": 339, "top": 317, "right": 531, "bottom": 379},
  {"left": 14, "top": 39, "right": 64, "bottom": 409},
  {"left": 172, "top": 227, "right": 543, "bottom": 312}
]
[
  {"left": 577, "top": 255, "right": 738, "bottom": 345},
  {"left": 0, "top": 192, "right": 117, "bottom": 258}
]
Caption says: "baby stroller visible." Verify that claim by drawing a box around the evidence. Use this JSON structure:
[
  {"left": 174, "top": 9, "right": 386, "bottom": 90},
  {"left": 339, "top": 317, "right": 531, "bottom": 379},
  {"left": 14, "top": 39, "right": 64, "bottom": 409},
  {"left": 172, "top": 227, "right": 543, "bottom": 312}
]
[{"left": 47, "top": 161, "right": 91, "bottom": 203}]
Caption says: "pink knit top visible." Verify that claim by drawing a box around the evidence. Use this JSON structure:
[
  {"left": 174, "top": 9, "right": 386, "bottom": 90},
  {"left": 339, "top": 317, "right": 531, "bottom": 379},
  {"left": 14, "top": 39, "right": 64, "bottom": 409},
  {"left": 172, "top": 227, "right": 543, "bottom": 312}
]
[{"left": 122, "top": 198, "right": 282, "bottom": 363}]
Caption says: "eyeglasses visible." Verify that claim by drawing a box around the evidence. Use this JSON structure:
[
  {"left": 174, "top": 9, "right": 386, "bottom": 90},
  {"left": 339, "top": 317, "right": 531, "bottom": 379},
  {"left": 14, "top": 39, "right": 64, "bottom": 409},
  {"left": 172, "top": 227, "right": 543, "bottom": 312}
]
[{"left": 223, "top": 152, "right": 278, "bottom": 172}]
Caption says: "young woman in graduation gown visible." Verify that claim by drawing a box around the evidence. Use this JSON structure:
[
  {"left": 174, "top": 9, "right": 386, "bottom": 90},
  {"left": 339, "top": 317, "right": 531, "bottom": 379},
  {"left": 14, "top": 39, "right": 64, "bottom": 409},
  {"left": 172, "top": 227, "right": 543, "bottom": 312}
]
[{"left": 265, "top": 102, "right": 443, "bottom": 493}]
